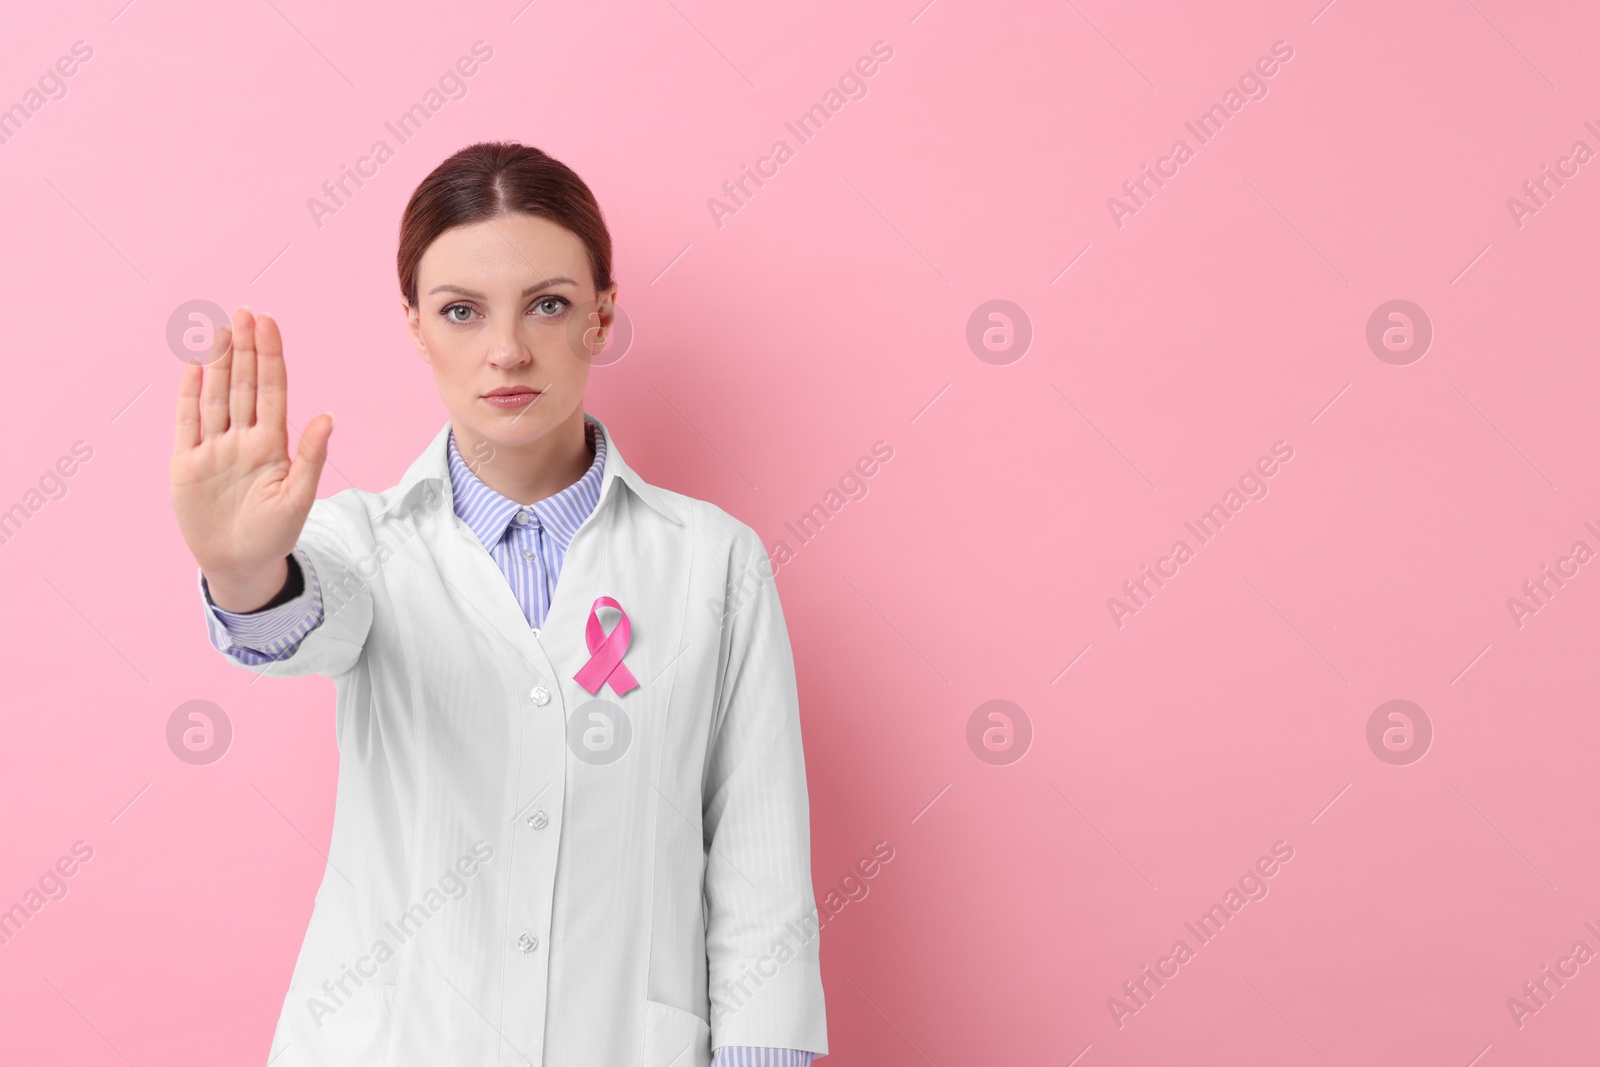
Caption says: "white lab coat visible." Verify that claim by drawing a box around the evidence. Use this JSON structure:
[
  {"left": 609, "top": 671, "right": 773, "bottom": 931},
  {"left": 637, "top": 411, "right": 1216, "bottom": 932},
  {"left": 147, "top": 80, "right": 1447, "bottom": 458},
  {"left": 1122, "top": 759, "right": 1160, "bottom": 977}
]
[{"left": 222, "top": 414, "right": 827, "bottom": 1067}]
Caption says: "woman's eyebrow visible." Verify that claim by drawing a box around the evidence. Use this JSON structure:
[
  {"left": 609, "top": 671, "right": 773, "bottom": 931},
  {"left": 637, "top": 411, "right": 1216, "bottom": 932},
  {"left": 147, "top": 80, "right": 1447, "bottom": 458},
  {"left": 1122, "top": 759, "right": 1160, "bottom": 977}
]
[{"left": 428, "top": 277, "right": 579, "bottom": 298}]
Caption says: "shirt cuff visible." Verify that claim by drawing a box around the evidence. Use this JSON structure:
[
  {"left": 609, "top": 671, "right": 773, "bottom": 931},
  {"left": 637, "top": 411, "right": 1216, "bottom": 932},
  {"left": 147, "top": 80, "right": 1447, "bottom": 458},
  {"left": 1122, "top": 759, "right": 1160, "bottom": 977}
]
[
  {"left": 711, "top": 1048, "right": 817, "bottom": 1066},
  {"left": 199, "top": 546, "right": 326, "bottom": 665}
]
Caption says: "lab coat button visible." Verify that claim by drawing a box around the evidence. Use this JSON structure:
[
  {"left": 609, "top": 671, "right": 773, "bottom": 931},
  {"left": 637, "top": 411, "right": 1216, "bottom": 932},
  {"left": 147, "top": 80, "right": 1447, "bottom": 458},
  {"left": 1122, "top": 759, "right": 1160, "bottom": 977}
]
[
  {"left": 517, "top": 932, "right": 538, "bottom": 953},
  {"left": 530, "top": 686, "right": 551, "bottom": 705},
  {"left": 527, "top": 809, "right": 548, "bottom": 830},
  {"left": 531, "top": 628, "right": 541, "bottom": 639}
]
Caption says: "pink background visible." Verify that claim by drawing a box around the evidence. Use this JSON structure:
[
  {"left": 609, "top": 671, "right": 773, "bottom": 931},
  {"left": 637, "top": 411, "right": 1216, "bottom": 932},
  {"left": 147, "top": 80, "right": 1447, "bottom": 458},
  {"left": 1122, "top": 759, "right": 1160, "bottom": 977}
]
[{"left": 2, "top": 0, "right": 1598, "bottom": 1063}]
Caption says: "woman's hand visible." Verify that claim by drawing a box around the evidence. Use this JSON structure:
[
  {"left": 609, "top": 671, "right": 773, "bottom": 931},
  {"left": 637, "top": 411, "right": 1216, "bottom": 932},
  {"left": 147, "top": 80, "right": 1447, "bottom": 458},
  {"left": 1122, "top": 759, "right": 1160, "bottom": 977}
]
[{"left": 171, "top": 307, "right": 335, "bottom": 612}]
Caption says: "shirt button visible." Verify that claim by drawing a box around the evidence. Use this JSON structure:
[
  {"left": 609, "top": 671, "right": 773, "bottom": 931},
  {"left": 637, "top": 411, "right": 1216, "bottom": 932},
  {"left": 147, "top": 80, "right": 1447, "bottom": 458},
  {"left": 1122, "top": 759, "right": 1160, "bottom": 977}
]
[
  {"left": 530, "top": 686, "right": 551, "bottom": 705},
  {"left": 522, "top": 548, "right": 537, "bottom": 559},
  {"left": 515, "top": 511, "right": 530, "bottom": 524},
  {"left": 517, "top": 932, "right": 538, "bottom": 953},
  {"left": 527, "top": 809, "right": 548, "bottom": 830}
]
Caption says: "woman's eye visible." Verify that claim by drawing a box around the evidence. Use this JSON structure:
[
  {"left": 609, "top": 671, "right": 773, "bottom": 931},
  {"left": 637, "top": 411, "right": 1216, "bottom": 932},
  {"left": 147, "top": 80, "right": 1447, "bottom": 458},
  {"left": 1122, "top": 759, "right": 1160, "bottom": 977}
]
[
  {"left": 533, "top": 297, "right": 569, "bottom": 317},
  {"left": 444, "top": 305, "right": 475, "bottom": 323}
]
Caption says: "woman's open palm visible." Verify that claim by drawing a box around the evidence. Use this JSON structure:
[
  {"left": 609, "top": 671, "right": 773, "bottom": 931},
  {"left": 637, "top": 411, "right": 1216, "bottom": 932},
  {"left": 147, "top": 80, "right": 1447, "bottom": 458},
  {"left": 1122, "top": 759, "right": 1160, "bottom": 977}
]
[{"left": 170, "top": 307, "right": 334, "bottom": 583}]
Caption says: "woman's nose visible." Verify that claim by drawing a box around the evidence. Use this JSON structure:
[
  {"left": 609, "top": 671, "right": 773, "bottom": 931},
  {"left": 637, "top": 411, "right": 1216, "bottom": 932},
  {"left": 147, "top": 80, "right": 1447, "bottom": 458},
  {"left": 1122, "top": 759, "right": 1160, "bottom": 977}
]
[{"left": 487, "top": 321, "right": 530, "bottom": 367}]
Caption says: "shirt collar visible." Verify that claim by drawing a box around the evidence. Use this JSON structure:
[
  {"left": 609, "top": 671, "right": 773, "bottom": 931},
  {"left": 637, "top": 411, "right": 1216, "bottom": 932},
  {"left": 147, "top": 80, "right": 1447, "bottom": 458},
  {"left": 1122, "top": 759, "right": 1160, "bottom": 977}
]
[
  {"left": 376, "top": 412, "right": 685, "bottom": 530},
  {"left": 446, "top": 418, "right": 604, "bottom": 553}
]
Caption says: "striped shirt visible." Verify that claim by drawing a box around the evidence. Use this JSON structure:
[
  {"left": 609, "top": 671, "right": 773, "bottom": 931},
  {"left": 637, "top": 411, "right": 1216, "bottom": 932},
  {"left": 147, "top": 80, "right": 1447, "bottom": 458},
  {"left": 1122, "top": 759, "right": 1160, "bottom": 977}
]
[{"left": 197, "top": 416, "right": 817, "bottom": 1067}]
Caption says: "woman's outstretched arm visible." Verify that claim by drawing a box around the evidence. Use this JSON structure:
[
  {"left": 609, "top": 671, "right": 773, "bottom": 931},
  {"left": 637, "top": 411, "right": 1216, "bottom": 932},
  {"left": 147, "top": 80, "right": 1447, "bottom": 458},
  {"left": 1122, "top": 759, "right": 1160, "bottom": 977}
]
[{"left": 173, "top": 306, "right": 372, "bottom": 679}]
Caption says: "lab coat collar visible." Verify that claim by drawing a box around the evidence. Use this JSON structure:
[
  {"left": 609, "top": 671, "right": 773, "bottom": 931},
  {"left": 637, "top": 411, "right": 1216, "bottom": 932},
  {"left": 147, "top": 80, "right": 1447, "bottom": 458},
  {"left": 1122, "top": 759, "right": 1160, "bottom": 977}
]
[{"left": 375, "top": 411, "right": 685, "bottom": 527}]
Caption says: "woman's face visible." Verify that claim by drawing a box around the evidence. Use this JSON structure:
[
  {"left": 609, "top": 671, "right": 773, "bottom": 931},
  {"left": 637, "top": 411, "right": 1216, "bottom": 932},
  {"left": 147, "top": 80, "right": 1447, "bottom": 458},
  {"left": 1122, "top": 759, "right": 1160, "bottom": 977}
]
[{"left": 405, "top": 212, "right": 615, "bottom": 450}]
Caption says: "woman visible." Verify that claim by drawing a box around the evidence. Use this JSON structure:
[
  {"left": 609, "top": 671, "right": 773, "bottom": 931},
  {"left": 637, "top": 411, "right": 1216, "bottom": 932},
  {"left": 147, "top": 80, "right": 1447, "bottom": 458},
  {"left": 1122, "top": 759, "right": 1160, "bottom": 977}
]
[{"left": 170, "top": 142, "right": 827, "bottom": 1067}]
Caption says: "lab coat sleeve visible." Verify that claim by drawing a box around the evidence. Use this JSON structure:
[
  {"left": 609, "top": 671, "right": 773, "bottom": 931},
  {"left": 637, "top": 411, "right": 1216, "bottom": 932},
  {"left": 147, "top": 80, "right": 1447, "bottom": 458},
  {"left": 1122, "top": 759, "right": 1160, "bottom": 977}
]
[
  {"left": 195, "top": 495, "right": 375, "bottom": 679},
  {"left": 702, "top": 525, "right": 828, "bottom": 1055}
]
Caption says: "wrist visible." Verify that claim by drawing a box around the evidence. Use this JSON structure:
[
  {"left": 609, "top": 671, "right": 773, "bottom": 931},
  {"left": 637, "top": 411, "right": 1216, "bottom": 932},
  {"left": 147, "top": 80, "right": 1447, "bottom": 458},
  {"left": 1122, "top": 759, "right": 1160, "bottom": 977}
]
[{"left": 205, "top": 556, "right": 292, "bottom": 613}]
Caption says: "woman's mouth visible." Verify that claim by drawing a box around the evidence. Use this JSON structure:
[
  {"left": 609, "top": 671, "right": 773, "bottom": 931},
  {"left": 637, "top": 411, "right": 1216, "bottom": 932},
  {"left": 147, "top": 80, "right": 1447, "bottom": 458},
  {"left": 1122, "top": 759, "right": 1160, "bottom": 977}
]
[{"left": 483, "top": 388, "right": 540, "bottom": 409}]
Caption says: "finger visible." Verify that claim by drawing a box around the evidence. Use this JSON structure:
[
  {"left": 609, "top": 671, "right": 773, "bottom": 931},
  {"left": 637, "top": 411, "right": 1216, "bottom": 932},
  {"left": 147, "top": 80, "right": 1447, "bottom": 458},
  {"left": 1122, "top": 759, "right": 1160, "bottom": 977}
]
[
  {"left": 174, "top": 325, "right": 220, "bottom": 451},
  {"left": 201, "top": 309, "right": 245, "bottom": 438},
  {"left": 174, "top": 355, "right": 204, "bottom": 453},
  {"left": 285, "top": 412, "right": 334, "bottom": 507},
  {"left": 230, "top": 306, "right": 259, "bottom": 430},
  {"left": 255, "top": 312, "right": 288, "bottom": 451}
]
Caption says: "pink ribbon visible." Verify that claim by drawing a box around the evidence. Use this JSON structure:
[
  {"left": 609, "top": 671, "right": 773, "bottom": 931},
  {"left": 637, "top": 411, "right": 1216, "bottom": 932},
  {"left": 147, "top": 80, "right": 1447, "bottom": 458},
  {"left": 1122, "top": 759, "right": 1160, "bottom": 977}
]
[{"left": 573, "top": 596, "right": 640, "bottom": 696}]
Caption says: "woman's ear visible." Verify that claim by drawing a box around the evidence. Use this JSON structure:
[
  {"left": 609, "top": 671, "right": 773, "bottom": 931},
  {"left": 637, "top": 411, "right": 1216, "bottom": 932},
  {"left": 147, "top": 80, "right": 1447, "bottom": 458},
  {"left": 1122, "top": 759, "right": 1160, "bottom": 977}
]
[
  {"left": 596, "top": 285, "right": 618, "bottom": 329},
  {"left": 592, "top": 285, "right": 618, "bottom": 343},
  {"left": 403, "top": 301, "right": 430, "bottom": 362}
]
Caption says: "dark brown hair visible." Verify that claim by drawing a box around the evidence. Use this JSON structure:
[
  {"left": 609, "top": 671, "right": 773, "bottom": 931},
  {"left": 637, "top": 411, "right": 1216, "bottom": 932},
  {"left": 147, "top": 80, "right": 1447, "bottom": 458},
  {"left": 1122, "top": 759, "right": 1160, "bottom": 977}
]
[{"left": 397, "top": 141, "right": 613, "bottom": 307}]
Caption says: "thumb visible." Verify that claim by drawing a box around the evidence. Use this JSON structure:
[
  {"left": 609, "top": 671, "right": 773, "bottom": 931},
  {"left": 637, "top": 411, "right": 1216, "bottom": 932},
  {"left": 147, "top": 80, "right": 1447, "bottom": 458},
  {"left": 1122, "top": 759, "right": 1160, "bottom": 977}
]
[{"left": 286, "top": 412, "right": 335, "bottom": 505}]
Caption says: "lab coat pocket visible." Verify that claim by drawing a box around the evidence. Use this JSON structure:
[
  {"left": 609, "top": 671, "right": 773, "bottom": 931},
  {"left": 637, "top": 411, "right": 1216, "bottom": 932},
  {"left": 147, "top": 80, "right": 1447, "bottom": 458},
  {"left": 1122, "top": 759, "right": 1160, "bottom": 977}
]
[{"left": 642, "top": 998, "right": 712, "bottom": 1067}]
